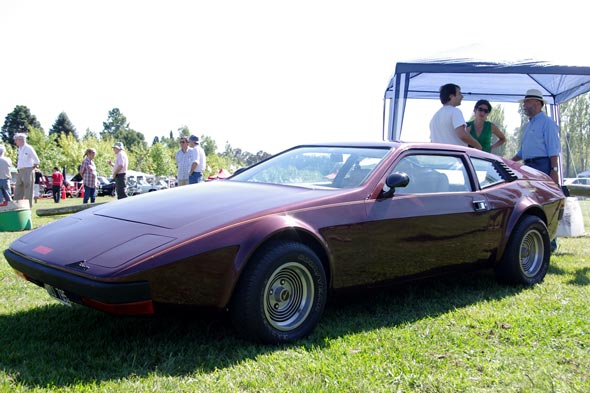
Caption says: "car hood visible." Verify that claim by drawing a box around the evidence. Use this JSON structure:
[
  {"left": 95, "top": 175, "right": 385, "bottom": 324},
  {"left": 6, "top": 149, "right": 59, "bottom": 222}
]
[
  {"left": 91, "top": 180, "right": 342, "bottom": 230},
  {"left": 8, "top": 181, "right": 350, "bottom": 275}
]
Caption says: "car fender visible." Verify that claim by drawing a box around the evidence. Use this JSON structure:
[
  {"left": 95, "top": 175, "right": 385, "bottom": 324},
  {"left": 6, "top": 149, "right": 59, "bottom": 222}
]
[
  {"left": 229, "top": 214, "right": 332, "bottom": 295},
  {"left": 499, "top": 196, "right": 548, "bottom": 261}
]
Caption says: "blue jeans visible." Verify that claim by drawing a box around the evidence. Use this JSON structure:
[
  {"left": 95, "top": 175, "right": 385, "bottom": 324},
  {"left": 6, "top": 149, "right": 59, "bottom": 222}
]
[
  {"left": 52, "top": 186, "right": 61, "bottom": 203},
  {"left": 0, "top": 178, "right": 11, "bottom": 203},
  {"left": 189, "top": 172, "right": 203, "bottom": 184},
  {"left": 83, "top": 186, "right": 96, "bottom": 204},
  {"left": 524, "top": 156, "right": 558, "bottom": 252}
]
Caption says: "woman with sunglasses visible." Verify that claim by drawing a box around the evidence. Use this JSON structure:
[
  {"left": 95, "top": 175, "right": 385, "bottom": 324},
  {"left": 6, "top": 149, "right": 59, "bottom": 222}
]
[{"left": 466, "top": 99, "right": 506, "bottom": 153}]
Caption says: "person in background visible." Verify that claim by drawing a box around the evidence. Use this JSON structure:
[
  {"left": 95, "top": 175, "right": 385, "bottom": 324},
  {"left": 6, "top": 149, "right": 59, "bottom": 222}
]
[
  {"left": 430, "top": 83, "right": 482, "bottom": 150},
  {"left": 175, "top": 136, "right": 197, "bottom": 186},
  {"left": 466, "top": 99, "right": 506, "bottom": 153},
  {"left": 108, "top": 142, "right": 128, "bottom": 199},
  {"left": 0, "top": 145, "right": 13, "bottom": 204},
  {"left": 511, "top": 88, "right": 561, "bottom": 252},
  {"left": 33, "top": 165, "right": 43, "bottom": 203},
  {"left": 79, "top": 148, "right": 98, "bottom": 204},
  {"left": 13, "top": 133, "right": 41, "bottom": 208},
  {"left": 188, "top": 135, "right": 206, "bottom": 184},
  {"left": 51, "top": 166, "right": 64, "bottom": 203}
]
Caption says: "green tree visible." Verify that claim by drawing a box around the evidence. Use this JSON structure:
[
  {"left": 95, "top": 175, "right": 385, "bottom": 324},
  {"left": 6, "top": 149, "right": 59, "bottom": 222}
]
[
  {"left": 82, "top": 128, "right": 98, "bottom": 141},
  {"left": 1, "top": 105, "right": 43, "bottom": 144},
  {"left": 26, "top": 127, "right": 61, "bottom": 175},
  {"left": 560, "top": 94, "right": 590, "bottom": 176},
  {"left": 49, "top": 112, "right": 78, "bottom": 141},
  {"left": 101, "top": 108, "right": 129, "bottom": 137},
  {"left": 100, "top": 108, "right": 146, "bottom": 153},
  {"left": 149, "top": 142, "right": 176, "bottom": 176},
  {"left": 200, "top": 134, "right": 217, "bottom": 156}
]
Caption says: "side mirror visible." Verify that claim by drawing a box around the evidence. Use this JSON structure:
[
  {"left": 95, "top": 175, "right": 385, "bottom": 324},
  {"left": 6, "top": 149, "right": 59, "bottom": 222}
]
[{"left": 381, "top": 172, "right": 410, "bottom": 198}]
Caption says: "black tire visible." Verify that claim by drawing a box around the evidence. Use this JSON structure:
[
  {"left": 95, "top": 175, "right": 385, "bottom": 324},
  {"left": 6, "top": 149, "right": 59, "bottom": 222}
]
[
  {"left": 495, "top": 215, "right": 550, "bottom": 285},
  {"left": 229, "top": 241, "right": 327, "bottom": 344}
]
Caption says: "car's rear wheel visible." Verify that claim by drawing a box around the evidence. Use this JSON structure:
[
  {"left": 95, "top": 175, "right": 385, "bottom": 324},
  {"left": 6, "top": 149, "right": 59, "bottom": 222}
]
[
  {"left": 495, "top": 215, "right": 550, "bottom": 285},
  {"left": 230, "top": 241, "right": 327, "bottom": 344}
]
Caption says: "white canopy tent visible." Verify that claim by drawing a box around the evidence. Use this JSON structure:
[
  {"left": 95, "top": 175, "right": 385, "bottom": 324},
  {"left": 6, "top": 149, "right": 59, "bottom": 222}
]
[{"left": 383, "top": 46, "right": 590, "bottom": 141}]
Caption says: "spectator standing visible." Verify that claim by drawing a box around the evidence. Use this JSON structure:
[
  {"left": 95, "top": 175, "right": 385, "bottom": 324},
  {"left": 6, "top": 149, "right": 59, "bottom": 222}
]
[
  {"left": 175, "top": 137, "right": 197, "bottom": 186},
  {"left": 108, "top": 142, "right": 128, "bottom": 199},
  {"left": 79, "top": 148, "right": 98, "bottom": 204},
  {"left": 188, "top": 135, "right": 206, "bottom": 184},
  {"left": 466, "top": 100, "right": 506, "bottom": 153},
  {"left": 430, "top": 83, "right": 482, "bottom": 150},
  {"left": 0, "top": 145, "right": 13, "bottom": 203},
  {"left": 51, "top": 167, "right": 64, "bottom": 203},
  {"left": 511, "top": 88, "right": 561, "bottom": 252},
  {"left": 33, "top": 165, "right": 43, "bottom": 203},
  {"left": 13, "top": 133, "right": 40, "bottom": 208}
]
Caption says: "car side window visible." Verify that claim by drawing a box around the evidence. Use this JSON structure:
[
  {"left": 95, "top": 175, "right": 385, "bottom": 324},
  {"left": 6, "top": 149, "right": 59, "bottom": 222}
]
[
  {"left": 392, "top": 154, "right": 470, "bottom": 194},
  {"left": 470, "top": 158, "right": 506, "bottom": 189}
]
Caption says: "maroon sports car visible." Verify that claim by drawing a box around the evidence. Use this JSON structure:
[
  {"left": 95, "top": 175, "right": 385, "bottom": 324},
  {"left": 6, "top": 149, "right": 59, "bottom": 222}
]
[{"left": 4, "top": 142, "right": 565, "bottom": 343}]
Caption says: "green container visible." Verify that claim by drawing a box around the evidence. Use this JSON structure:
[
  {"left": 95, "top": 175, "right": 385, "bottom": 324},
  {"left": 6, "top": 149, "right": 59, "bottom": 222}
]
[{"left": 0, "top": 208, "right": 32, "bottom": 231}]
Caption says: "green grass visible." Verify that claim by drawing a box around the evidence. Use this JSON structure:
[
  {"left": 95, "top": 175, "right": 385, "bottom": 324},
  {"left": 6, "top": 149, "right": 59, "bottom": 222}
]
[{"left": 1, "top": 197, "right": 589, "bottom": 392}]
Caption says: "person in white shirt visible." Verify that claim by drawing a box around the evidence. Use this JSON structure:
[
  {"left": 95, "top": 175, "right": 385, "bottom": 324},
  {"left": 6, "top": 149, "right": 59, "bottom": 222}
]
[
  {"left": 188, "top": 135, "right": 206, "bottom": 184},
  {"left": 107, "top": 142, "right": 128, "bottom": 199},
  {"left": 175, "top": 137, "right": 197, "bottom": 186},
  {"left": 13, "top": 133, "right": 40, "bottom": 208},
  {"left": 0, "top": 144, "right": 13, "bottom": 203},
  {"left": 430, "top": 83, "right": 482, "bottom": 150}
]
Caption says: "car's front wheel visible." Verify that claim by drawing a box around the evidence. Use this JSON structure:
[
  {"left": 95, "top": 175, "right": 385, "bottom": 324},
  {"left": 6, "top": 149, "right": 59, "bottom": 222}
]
[
  {"left": 495, "top": 215, "right": 550, "bottom": 285},
  {"left": 230, "top": 241, "right": 327, "bottom": 344}
]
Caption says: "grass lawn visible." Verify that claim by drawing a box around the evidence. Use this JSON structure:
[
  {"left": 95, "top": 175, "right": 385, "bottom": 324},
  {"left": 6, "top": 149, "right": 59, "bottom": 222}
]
[{"left": 1, "top": 196, "right": 589, "bottom": 392}]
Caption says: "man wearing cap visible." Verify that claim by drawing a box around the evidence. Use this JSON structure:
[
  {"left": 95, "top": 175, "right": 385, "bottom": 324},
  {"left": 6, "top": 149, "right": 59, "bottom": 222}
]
[
  {"left": 511, "top": 89, "right": 561, "bottom": 184},
  {"left": 511, "top": 88, "right": 561, "bottom": 252},
  {"left": 430, "top": 83, "right": 483, "bottom": 150},
  {"left": 188, "top": 135, "right": 206, "bottom": 184},
  {"left": 108, "top": 142, "right": 128, "bottom": 199},
  {"left": 175, "top": 137, "right": 197, "bottom": 186},
  {"left": 13, "top": 133, "right": 40, "bottom": 208}
]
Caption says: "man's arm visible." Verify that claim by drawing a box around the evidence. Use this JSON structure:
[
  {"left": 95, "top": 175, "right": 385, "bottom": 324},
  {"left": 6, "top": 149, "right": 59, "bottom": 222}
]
[{"left": 455, "top": 125, "right": 482, "bottom": 150}]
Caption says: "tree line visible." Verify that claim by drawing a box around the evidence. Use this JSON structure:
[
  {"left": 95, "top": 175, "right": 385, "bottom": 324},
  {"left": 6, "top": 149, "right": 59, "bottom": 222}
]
[{"left": 0, "top": 106, "right": 272, "bottom": 180}]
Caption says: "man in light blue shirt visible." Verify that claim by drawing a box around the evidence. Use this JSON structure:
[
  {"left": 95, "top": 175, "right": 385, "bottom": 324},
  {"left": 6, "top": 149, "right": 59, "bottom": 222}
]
[
  {"left": 511, "top": 89, "right": 561, "bottom": 184},
  {"left": 511, "top": 89, "right": 561, "bottom": 252}
]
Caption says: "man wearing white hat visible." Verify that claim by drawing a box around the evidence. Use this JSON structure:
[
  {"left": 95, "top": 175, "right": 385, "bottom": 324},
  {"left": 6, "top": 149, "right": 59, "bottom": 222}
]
[
  {"left": 511, "top": 89, "right": 561, "bottom": 184},
  {"left": 511, "top": 88, "right": 561, "bottom": 252},
  {"left": 107, "top": 141, "right": 128, "bottom": 199}
]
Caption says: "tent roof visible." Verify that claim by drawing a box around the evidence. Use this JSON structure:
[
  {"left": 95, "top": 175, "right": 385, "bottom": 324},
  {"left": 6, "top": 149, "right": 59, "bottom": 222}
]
[
  {"left": 384, "top": 45, "right": 590, "bottom": 140},
  {"left": 385, "top": 57, "right": 590, "bottom": 105}
]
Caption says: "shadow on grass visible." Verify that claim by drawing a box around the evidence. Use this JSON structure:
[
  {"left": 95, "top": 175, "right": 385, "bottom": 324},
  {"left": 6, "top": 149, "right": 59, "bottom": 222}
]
[{"left": 0, "top": 269, "right": 524, "bottom": 388}]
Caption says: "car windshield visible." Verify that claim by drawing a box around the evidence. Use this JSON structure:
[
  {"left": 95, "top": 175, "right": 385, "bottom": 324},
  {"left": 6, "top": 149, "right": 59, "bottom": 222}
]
[{"left": 231, "top": 146, "right": 391, "bottom": 189}]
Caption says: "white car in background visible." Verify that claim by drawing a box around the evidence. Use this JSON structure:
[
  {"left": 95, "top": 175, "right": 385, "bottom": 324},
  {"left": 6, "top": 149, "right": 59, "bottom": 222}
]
[{"left": 564, "top": 177, "right": 590, "bottom": 186}]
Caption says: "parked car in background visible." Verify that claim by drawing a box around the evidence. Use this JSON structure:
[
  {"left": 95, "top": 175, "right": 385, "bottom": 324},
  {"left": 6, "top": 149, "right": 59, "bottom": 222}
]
[
  {"left": 97, "top": 176, "right": 116, "bottom": 197},
  {"left": 564, "top": 177, "right": 590, "bottom": 186},
  {"left": 4, "top": 142, "right": 566, "bottom": 344},
  {"left": 125, "top": 178, "right": 142, "bottom": 196},
  {"left": 135, "top": 178, "right": 163, "bottom": 193}
]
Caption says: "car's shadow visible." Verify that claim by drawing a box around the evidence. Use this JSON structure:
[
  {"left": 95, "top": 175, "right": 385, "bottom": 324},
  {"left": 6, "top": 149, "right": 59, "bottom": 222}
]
[{"left": 0, "top": 269, "right": 525, "bottom": 388}]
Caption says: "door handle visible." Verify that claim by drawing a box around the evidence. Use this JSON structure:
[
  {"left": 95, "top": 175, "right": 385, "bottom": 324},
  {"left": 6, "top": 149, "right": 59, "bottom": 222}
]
[{"left": 473, "top": 200, "right": 487, "bottom": 211}]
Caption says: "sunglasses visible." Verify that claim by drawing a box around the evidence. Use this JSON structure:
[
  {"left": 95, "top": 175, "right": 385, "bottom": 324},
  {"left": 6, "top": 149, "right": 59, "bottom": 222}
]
[{"left": 476, "top": 107, "right": 490, "bottom": 114}]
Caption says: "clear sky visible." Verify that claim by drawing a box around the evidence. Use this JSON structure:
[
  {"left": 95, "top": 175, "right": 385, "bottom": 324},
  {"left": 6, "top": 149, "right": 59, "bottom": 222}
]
[{"left": 0, "top": 0, "right": 586, "bottom": 154}]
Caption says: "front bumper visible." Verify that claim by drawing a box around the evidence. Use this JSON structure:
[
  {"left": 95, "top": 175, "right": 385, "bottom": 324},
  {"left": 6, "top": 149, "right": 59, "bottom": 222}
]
[{"left": 4, "top": 248, "right": 152, "bottom": 307}]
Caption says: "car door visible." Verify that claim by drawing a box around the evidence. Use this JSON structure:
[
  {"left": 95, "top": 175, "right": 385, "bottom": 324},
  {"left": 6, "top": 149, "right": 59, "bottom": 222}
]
[{"left": 359, "top": 151, "right": 503, "bottom": 284}]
